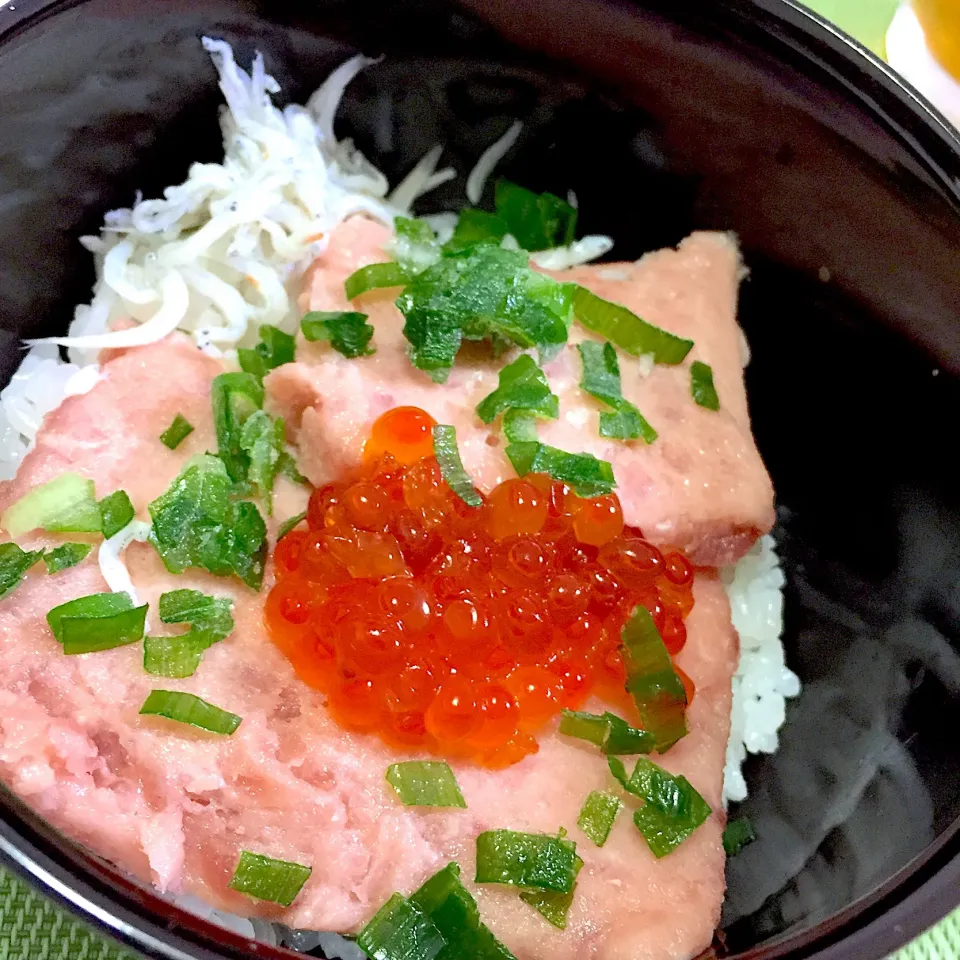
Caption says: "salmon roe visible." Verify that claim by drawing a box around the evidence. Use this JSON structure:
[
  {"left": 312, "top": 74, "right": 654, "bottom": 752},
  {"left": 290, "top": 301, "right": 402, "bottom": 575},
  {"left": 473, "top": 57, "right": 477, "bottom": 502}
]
[{"left": 266, "top": 407, "right": 697, "bottom": 767}]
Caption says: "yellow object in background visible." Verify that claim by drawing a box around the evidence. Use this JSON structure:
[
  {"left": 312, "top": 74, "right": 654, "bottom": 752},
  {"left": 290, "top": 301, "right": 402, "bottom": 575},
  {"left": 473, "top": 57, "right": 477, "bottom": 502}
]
[{"left": 912, "top": 0, "right": 960, "bottom": 79}]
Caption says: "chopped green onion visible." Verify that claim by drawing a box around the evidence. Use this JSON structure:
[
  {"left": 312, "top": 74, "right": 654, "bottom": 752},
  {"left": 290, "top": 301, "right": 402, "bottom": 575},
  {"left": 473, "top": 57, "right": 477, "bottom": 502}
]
[
  {"left": 409, "top": 863, "right": 516, "bottom": 960},
  {"left": 277, "top": 451, "right": 308, "bottom": 486},
  {"left": 277, "top": 511, "right": 307, "bottom": 541},
  {"left": 139, "top": 689, "right": 241, "bottom": 735},
  {"left": 396, "top": 245, "right": 572, "bottom": 383},
  {"left": 237, "top": 325, "right": 296, "bottom": 380},
  {"left": 227, "top": 850, "right": 312, "bottom": 907},
  {"left": 608, "top": 756, "right": 712, "bottom": 858},
  {"left": 620, "top": 606, "right": 688, "bottom": 751},
  {"left": 571, "top": 286, "right": 694, "bottom": 364},
  {"left": 691, "top": 361, "right": 720, "bottom": 411},
  {"left": 393, "top": 217, "right": 442, "bottom": 273},
  {"left": 0, "top": 543, "right": 43, "bottom": 599},
  {"left": 239, "top": 410, "right": 285, "bottom": 510},
  {"left": 578, "top": 341, "right": 657, "bottom": 443},
  {"left": 494, "top": 180, "right": 577, "bottom": 252},
  {"left": 159, "top": 414, "right": 195, "bottom": 450},
  {"left": 475, "top": 830, "right": 578, "bottom": 893},
  {"left": 143, "top": 589, "right": 234, "bottom": 678},
  {"left": 148, "top": 455, "right": 267, "bottom": 590},
  {"left": 42, "top": 542, "right": 92, "bottom": 574},
  {"left": 505, "top": 441, "right": 615, "bottom": 497},
  {"left": 301, "top": 311, "right": 375, "bottom": 359},
  {"left": 432, "top": 426, "right": 482, "bottom": 507},
  {"left": 211, "top": 371, "right": 264, "bottom": 484},
  {"left": 2, "top": 474, "right": 102, "bottom": 538},
  {"left": 519, "top": 853, "right": 583, "bottom": 929},
  {"left": 502, "top": 409, "right": 538, "bottom": 443},
  {"left": 475, "top": 355, "right": 559, "bottom": 427},
  {"left": 386, "top": 761, "right": 466, "bottom": 808},
  {"left": 358, "top": 894, "right": 445, "bottom": 960},
  {"left": 345, "top": 262, "right": 409, "bottom": 300},
  {"left": 723, "top": 816, "right": 756, "bottom": 857},
  {"left": 46, "top": 591, "right": 147, "bottom": 655},
  {"left": 558, "top": 709, "right": 654, "bottom": 755},
  {"left": 99, "top": 490, "right": 135, "bottom": 539},
  {"left": 443, "top": 209, "right": 509, "bottom": 255},
  {"left": 577, "top": 791, "right": 622, "bottom": 847}
]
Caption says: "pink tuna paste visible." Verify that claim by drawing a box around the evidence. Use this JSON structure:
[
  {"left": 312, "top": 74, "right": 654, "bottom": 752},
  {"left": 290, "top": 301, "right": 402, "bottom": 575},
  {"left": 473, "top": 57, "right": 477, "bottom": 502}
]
[{"left": 0, "top": 219, "right": 772, "bottom": 960}]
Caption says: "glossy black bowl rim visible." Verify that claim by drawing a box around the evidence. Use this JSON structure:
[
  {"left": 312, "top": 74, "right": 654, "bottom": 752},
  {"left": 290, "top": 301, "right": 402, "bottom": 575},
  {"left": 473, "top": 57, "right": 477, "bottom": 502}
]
[{"left": 0, "top": 0, "right": 959, "bottom": 957}]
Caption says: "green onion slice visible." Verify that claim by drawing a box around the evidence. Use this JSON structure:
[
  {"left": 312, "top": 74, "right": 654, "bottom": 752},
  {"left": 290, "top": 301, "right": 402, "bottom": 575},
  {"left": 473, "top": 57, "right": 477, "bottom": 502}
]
[
  {"left": 621, "top": 606, "right": 688, "bottom": 751},
  {"left": 345, "top": 262, "right": 410, "bottom": 300},
  {"left": 578, "top": 341, "right": 657, "bottom": 443},
  {"left": 0, "top": 543, "right": 43, "bottom": 599},
  {"left": 392, "top": 216, "right": 442, "bottom": 273},
  {"left": 443, "top": 209, "right": 509, "bottom": 255},
  {"left": 139, "top": 689, "right": 241, "bottom": 735},
  {"left": 502, "top": 409, "right": 538, "bottom": 443},
  {"left": 475, "top": 354, "right": 559, "bottom": 426},
  {"left": 409, "top": 863, "right": 516, "bottom": 960},
  {"left": 505, "top": 441, "right": 615, "bottom": 498},
  {"left": 278, "top": 451, "right": 308, "bottom": 486},
  {"left": 723, "top": 816, "right": 756, "bottom": 857},
  {"left": 691, "top": 360, "right": 720, "bottom": 411},
  {"left": 432, "top": 426, "right": 482, "bottom": 507},
  {"left": 227, "top": 850, "right": 312, "bottom": 907},
  {"left": 475, "top": 830, "right": 578, "bottom": 893},
  {"left": 237, "top": 325, "right": 296, "bottom": 380},
  {"left": 239, "top": 410, "right": 285, "bottom": 509},
  {"left": 159, "top": 414, "right": 195, "bottom": 450},
  {"left": 42, "top": 542, "right": 92, "bottom": 575},
  {"left": 148, "top": 455, "right": 267, "bottom": 590},
  {"left": 494, "top": 180, "right": 578, "bottom": 252},
  {"left": 571, "top": 286, "right": 694, "bottom": 364},
  {"left": 519, "top": 852, "right": 583, "bottom": 930},
  {"left": 277, "top": 510, "right": 307, "bottom": 541},
  {"left": 358, "top": 893, "right": 446, "bottom": 960},
  {"left": 46, "top": 591, "right": 147, "bottom": 655},
  {"left": 143, "top": 589, "right": 234, "bottom": 678},
  {"left": 99, "top": 490, "right": 135, "bottom": 539},
  {"left": 608, "top": 756, "right": 712, "bottom": 858},
  {"left": 301, "top": 311, "right": 375, "bottom": 359},
  {"left": 386, "top": 761, "right": 466, "bottom": 808},
  {"left": 558, "top": 709, "right": 654, "bottom": 755},
  {"left": 577, "top": 791, "right": 622, "bottom": 847},
  {"left": 2, "top": 473, "right": 102, "bottom": 538},
  {"left": 211, "top": 371, "right": 264, "bottom": 484}
]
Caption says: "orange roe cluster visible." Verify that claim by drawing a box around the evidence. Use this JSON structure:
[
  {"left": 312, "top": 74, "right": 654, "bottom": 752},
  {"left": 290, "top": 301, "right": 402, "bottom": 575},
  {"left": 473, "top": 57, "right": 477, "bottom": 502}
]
[{"left": 266, "top": 406, "right": 696, "bottom": 767}]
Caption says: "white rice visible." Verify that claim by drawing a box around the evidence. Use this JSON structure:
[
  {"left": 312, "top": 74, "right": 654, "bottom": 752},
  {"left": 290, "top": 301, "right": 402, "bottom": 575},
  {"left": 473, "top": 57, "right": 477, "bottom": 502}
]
[{"left": 0, "top": 36, "right": 798, "bottom": 948}]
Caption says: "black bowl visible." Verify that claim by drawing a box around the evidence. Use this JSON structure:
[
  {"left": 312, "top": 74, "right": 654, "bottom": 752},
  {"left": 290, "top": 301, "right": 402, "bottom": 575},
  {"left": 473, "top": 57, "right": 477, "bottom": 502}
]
[{"left": 1, "top": 0, "right": 959, "bottom": 958}]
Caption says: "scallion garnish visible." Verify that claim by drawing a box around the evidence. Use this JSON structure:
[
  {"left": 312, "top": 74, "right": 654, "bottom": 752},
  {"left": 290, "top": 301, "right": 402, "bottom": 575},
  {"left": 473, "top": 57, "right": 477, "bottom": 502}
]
[
  {"left": 211, "top": 372, "right": 264, "bottom": 484},
  {"left": 505, "top": 441, "right": 615, "bottom": 497},
  {"left": 99, "top": 490, "right": 135, "bottom": 539},
  {"left": 558, "top": 709, "right": 654, "bottom": 755},
  {"left": 227, "top": 850, "right": 312, "bottom": 907},
  {"left": 143, "top": 589, "right": 234, "bottom": 678},
  {"left": 301, "top": 311, "right": 375, "bottom": 359},
  {"left": 386, "top": 761, "right": 466, "bottom": 808},
  {"left": 474, "top": 830, "right": 579, "bottom": 893},
  {"left": 502, "top": 409, "right": 538, "bottom": 443},
  {"left": 571, "top": 286, "right": 694, "bottom": 364},
  {"left": 239, "top": 410, "right": 285, "bottom": 509},
  {"left": 278, "top": 451, "right": 308, "bottom": 486},
  {"left": 358, "top": 893, "right": 446, "bottom": 960},
  {"left": 139, "top": 689, "right": 241, "bottom": 735},
  {"left": 432, "top": 426, "right": 482, "bottom": 507},
  {"left": 345, "top": 261, "right": 409, "bottom": 300},
  {"left": 723, "top": 816, "right": 756, "bottom": 857},
  {"left": 392, "top": 216, "right": 442, "bottom": 273},
  {"left": 1, "top": 473, "right": 102, "bottom": 538},
  {"left": 148, "top": 455, "right": 267, "bottom": 590},
  {"left": 237, "top": 325, "right": 296, "bottom": 380},
  {"left": 475, "top": 354, "right": 559, "bottom": 428},
  {"left": 277, "top": 511, "right": 307, "bottom": 541},
  {"left": 159, "top": 414, "right": 195, "bottom": 450},
  {"left": 42, "top": 542, "right": 92, "bottom": 575},
  {"left": 519, "top": 853, "right": 582, "bottom": 929},
  {"left": 620, "top": 606, "right": 688, "bottom": 751},
  {"left": 691, "top": 360, "right": 720, "bottom": 411},
  {"left": 608, "top": 756, "right": 711, "bottom": 858},
  {"left": 494, "top": 179, "right": 578, "bottom": 252},
  {"left": 0, "top": 543, "right": 43, "bottom": 599},
  {"left": 577, "top": 791, "right": 622, "bottom": 847},
  {"left": 578, "top": 341, "right": 657, "bottom": 443},
  {"left": 443, "top": 209, "right": 509, "bottom": 255},
  {"left": 46, "top": 591, "right": 147, "bottom": 655}
]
